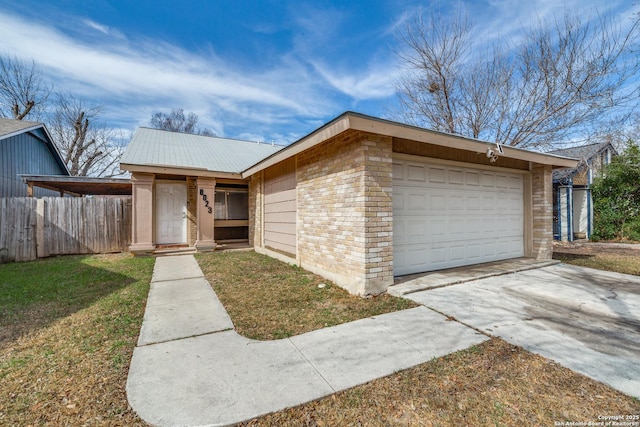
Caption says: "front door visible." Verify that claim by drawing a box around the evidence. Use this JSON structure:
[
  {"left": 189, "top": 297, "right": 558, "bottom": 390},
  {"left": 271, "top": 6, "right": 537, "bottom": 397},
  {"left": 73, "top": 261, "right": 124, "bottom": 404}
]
[{"left": 156, "top": 182, "right": 187, "bottom": 244}]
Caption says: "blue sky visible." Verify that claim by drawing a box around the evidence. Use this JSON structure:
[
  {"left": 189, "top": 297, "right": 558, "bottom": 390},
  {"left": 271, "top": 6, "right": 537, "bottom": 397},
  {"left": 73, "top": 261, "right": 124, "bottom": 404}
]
[{"left": 0, "top": 0, "right": 636, "bottom": 144}]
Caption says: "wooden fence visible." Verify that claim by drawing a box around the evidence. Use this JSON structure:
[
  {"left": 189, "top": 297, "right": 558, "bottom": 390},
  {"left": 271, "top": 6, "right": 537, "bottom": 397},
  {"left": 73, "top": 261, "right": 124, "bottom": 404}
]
[{"left": 0, "top": 197, "right": 131, "bottom": 264}]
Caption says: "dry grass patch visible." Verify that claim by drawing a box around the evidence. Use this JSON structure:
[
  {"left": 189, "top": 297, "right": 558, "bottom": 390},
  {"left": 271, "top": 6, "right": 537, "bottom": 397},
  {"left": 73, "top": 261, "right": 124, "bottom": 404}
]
[
  {"left": 0, "top": 254, "right": 154, "bottom": 426},
  {"left": 244, "top": 338, "right": 640, "bottom": 426},
  {"left": 553, "top": 243, "right": 640, "bottom": 276},
  {"left": 196, "top": 250, "right": 417, "bottom": 340}
]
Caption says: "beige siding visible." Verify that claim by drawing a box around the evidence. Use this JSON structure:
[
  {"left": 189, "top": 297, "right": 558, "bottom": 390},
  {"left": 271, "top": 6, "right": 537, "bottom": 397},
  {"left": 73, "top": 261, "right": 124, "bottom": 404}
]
[{"left": 264, "top": 158, "right": 296, "bottom": 255}]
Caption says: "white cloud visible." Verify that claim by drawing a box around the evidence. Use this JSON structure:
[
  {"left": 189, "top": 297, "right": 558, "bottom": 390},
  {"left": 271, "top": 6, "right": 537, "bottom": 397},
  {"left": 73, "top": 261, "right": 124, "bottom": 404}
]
[
  {"left": 0, "top": 9, "right": 338, "bottom": 140},
  {"left": 83, "top": 19, "right": 110, "bottom": 35},
  {"left": 312, "top": 61, "right": 398, "bottom": 100}
]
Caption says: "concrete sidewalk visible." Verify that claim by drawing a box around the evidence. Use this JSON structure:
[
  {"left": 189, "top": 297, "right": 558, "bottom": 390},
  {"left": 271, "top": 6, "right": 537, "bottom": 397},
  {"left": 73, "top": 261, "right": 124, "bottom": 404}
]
[{"left": 126, "top": 255, "right": 487, "bottom": 427}]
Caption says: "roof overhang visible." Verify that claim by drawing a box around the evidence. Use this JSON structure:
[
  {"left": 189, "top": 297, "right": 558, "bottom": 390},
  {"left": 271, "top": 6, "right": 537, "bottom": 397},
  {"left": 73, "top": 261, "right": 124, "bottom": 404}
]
[
  {"left": 242, "top": 112, "right": 578, "bottom": 177},
  {"left": 120, "top": 163, "right": 245, "bottom": 180},
  {"left": 20, "top": 175, "right": 132, "bottom": 196}
]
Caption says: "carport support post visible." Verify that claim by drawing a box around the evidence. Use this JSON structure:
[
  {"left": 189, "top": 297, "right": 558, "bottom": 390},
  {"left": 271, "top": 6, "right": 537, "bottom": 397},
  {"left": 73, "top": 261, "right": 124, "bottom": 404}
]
[{"left": 195, "top": 177, "right": 216, "bottom": 252}]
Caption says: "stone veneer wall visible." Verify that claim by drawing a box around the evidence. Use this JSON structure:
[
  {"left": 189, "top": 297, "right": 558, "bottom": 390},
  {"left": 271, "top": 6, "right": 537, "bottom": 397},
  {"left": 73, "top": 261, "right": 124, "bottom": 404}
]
[
  {"left": 248, "top": 172, "right": 263, "bottom": 248},
  {"left": 296, "top": 131, "right": 393, "bottom": 295},
  {"left": 531, "top": 164, "right": 553, "bottom": 259}
]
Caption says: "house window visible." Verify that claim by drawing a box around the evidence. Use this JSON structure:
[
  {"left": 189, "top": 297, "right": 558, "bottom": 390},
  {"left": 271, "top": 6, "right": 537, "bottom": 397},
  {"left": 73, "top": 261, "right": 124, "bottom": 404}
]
[{"left": 214, "top": 189, "right": 249, "bottom": 220}]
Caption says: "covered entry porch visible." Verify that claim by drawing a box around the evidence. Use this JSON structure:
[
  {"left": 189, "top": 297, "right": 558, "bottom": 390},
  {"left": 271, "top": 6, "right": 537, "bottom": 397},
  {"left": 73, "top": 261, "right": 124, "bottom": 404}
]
[{"left": 128, "top": 172, "right": 250, "bottom": 255}]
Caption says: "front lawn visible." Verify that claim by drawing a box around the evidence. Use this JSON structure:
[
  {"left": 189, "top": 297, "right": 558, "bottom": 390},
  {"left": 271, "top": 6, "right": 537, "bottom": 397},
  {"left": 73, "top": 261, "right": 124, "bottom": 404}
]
[
  {"left": 199, "top": 250, "right": 639, "bottom": 426},
  {"left": 2, "top": 250, "right": 638, "bottom": 426},
  {"left": 553, "top": 243, "right": 640, "bottom": 275},
  {"left": 245, "top": 338, "right": 639, "bottom": 426},
  {"left": 196, "top": 250, "right": 417, "bottom": 340},
  {"left": 0, "top": 254, "right": 153, "bottom": 426}
]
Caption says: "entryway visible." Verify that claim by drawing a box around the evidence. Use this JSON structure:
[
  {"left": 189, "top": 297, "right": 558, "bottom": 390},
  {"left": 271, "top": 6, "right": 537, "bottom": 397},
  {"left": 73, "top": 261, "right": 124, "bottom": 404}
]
[{"left": 156, "top": 182, "right": 187, "bottom": 245}]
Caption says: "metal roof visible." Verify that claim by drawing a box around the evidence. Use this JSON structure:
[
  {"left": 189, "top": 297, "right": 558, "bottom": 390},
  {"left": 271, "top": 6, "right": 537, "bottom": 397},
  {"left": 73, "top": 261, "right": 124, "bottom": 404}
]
[{"left": 121, "top": 127, "right": 284, "bottom": 174}]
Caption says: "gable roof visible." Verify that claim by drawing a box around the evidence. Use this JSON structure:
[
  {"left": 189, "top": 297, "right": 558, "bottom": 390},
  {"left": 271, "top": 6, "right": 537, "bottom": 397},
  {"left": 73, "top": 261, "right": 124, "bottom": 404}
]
[
  {"left": 548, "top": 141, "right": 617, "bottom": 161},
  {"left": 0, "top": 118, "right": 46, "bottom": 140},
  {"left": 548, "top": 141, "right": 617, "bottom": 183},
  {"left": 120, "top": 127, "right": 284, "bottom": 177},
  {"left": 242, "top": 111, "right": 577, "bottom": 177},
  {"left": 0, "top": 118, "right": 70, "bottom": 175}
]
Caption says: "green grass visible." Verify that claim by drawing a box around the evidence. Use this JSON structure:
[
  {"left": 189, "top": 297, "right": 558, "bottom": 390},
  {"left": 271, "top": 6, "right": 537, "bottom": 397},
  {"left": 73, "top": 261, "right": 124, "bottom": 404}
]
[
  {"left": 0, "top": 254, "right": 155, "bottom": 347},
  {"left": 196, "top": 250, "right": 417, "bottom": 340},
  {"left": 0, "top": 254, "right": 154, "bottom": 425}
]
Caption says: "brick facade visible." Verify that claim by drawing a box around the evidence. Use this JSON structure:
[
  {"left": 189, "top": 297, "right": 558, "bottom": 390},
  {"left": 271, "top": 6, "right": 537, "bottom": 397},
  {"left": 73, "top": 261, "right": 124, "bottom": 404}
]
[
  {"left": 531, "top": 164, "right": 553, "bottom": 259},
  {"left": 249, "top": 130, "right": 394, "bottom": 295},
  {"left": 249, "top": 128, "right": 558, "bottom": 295},
  {"left": 248, "top": 172, "right": 263, "bottom": 248},
  {"left": 295, "top": 131, "right": 393, "bottom": 295}
]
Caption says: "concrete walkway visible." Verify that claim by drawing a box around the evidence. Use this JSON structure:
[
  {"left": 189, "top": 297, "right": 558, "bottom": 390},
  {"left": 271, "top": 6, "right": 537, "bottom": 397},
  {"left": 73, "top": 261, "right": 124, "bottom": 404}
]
[{"left": 126, "top": 255, "right": 487, "bottom": 427}]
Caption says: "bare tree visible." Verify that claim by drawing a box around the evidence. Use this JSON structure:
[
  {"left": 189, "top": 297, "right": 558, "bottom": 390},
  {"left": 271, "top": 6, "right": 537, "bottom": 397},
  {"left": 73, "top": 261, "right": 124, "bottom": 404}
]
[
  {"left": 0, "top": 55, "right": 50, "bottom": 120},
  {"left": 49, "top": 93, "right": 125, "bottom": 177},
  {"left": 149, "top": 107, "right": 215, "bottom": 136},
  {"left": 396, "top": 10, "right": 640, "bottom": 149}
]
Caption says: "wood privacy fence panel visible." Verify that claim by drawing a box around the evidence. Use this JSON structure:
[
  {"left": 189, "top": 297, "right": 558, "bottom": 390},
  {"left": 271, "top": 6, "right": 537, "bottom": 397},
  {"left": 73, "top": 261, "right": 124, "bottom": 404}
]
[
  {"left": 0, "top": 197, "right": 38, "bottom": 263},
  {"left": 0, "top": 197, "right": 131, "bottom": 263}
]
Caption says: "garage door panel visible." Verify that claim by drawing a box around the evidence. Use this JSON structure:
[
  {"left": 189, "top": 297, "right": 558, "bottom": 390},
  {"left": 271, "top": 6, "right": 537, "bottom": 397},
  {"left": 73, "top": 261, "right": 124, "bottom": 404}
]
[
  {"left": 392, "top": 191, "right": 404, "bottom": 210},
  {"left": 465, "top": 172, "right": 480, "bottom": 186},
  {"left": 428, "top": 193, "right": 446, "bottom": 211},
  {"left": 429, "top": 166, "right": 446, "bottom": 183},
  {"left": 449, "top": 169, "right": 464, "bottom": 185},
  {"left": 408, "top": 164, "right": 427, "bottom": 182},
  {"left": 394, "top": 159, "right": 525, "bottom": 276},
  {"left": 408, "top": 193, "right": 427, "bottom": 210}
]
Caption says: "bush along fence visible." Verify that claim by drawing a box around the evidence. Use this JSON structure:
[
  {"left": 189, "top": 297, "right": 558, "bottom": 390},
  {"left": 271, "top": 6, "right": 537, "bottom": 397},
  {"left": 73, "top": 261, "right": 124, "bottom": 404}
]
[{"left": 0, "top": 197, "right": 132, "bottom": 263}]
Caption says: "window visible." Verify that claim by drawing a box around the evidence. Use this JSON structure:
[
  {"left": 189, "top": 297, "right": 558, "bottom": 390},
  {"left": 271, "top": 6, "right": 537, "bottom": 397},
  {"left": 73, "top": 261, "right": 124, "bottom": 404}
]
[{"left": 214, "top": 189, "right": 248, "bottom": 220}]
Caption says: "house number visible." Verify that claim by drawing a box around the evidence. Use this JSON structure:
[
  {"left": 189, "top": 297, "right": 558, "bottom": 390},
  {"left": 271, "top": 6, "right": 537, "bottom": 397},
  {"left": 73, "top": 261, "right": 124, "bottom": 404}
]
[{"left": 199, "top": 189, "right": 212, "bottom": 214}]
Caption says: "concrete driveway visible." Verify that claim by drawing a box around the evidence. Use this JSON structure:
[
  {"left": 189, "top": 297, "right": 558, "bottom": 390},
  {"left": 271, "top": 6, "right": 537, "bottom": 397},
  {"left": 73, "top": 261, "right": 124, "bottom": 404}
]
[{"left": 406, "top": 263, "right": 640, "bottom": 398}]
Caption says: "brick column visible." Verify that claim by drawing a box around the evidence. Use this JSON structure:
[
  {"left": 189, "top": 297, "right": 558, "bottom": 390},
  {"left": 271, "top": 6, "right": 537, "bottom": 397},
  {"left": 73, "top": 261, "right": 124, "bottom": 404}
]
[
  {"left": 531, "top": 164, "right": 553, "bottom": 259},
  {"left": 248, "top": 172, "right": 263, "bottom": 248},
  {"left": 195, "top": 177, "right": 216, "bottom": 251},
  {"left": 362, "top": 134, "right": 394, "bottom": 294},
  {"left": 130, "top": 173, "right": 155, "bottom": 255}
]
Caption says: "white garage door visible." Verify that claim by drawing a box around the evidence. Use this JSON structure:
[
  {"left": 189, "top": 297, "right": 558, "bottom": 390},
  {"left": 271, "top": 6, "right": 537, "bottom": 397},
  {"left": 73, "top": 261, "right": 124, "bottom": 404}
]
[{"left": 393, "top": 158, "right": 524, "bottom": 276}]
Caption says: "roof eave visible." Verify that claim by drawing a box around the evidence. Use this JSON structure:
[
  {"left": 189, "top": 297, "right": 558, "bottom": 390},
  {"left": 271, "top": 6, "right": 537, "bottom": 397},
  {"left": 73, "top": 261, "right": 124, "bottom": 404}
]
[
  {"left": 0, "top": 123, "right": 43, "bottom": 140},
  {"left": 242, "top": 112, "right": 578, "bottom": 177},
  {"left": 120, "top": 163, "right": 245, "bottom": 180}
]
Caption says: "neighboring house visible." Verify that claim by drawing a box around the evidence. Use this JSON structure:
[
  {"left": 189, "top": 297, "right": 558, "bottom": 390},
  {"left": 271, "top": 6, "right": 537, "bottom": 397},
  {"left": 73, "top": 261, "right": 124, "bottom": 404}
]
[
  {"left": 121, "top": 112, "right": 576, "bottom": 296},
  {"left": 0, "top": 118, "right": 69, "bottom": 197},
  {"left": 548, "top": 141, "right": 617, "bottom": 241}
]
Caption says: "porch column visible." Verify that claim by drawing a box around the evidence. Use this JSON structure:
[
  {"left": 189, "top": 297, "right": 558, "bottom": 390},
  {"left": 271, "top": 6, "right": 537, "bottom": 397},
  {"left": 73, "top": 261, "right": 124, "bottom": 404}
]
[
  {"left": 195, "top": 177, "right": 217, "bottom": 251},
  {"left": 130, "top": 173, "right": 155, "bottom": 255}
]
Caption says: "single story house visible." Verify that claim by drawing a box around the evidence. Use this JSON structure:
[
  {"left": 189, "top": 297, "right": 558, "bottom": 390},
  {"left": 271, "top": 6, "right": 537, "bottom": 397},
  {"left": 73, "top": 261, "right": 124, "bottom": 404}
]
[
  {"left": 0, "top": 118, "right": 69, "bottom": 197},
  {"left": 548, "top": 141, "right": 616, "bottom": 241},
  {"left": 120, "top": 112, "right": 576, "bottom": 295}
]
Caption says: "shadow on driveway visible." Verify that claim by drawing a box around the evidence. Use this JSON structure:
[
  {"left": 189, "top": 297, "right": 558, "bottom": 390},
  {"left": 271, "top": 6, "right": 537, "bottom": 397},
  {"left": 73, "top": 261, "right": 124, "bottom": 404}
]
[{"left": 406, "top": 263, "right": 640, "bottom": 398}]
